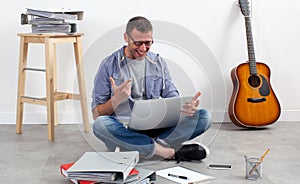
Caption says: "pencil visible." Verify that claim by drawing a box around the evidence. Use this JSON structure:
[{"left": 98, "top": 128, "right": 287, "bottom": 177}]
[{"left": 249, "top": 148, "right": 270, "bottom": 176}]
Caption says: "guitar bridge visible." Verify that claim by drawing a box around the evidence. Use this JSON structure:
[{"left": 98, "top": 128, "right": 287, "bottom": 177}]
[{"left": 247, "top": 98, "right": 266, "bottom": 103}]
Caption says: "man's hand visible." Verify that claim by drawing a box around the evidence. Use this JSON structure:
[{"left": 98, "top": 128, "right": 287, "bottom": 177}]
[
  {"left": 110, "top": 77, "right": 132, "bottom": 107},
  {"left": 181, "top": 91, "right": 201, "bottom": 116},
  {"left": 92, "top": 77, "right": 132, "bottom": 119}
]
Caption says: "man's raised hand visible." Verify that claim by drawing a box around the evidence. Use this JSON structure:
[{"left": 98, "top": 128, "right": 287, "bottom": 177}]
[
  {"left": 110, "top": 77, "right": 132, "bottom": 107},
  {"left": 181, "top": 91, "right": 201, "bottom": 116}
]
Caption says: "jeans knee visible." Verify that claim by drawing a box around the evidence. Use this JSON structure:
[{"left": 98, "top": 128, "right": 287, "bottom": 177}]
[{"left": 92, "top": 116, "right": 107, "bottom": 138}]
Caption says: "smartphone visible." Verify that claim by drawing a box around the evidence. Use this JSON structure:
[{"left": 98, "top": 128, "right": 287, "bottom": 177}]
[{"left": 207, "top": 164, "right": 232, "bottom": 170}]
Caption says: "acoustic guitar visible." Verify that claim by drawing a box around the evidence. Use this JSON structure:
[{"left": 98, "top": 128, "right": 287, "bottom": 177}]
[{"left": 228, "top": 0, "right": 281, "bottom": 128}]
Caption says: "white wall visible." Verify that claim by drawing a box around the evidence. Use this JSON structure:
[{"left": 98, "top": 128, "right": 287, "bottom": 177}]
[{"left": 1, "top": 0, "right": 299, "bottom": 124}]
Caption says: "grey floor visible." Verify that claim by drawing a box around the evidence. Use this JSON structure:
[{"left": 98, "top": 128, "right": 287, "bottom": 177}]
[{"left": 1, "top": 121, "right": 299, "bottom": 184}]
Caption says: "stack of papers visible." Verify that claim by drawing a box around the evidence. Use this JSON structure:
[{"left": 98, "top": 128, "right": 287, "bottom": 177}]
[
  {"left": 67, "top": 151, "right": 139, "bottom": 183},
  {"left": 67, "top": 171, "right": 118, "bottom": 182},
  {"left": 31, "top": 23, "right": 74, "bottom": 34},
  {"left": 26, "top": 8, "right": 82, "bottom": 20},
  {"left": 20, "top": 8, "right": 83, "bottom": 34},
  {"left": 62, "top": 151, "right": 156, "bottom": 183},
  {"left": 61, "top": 162, "right": 156, "bottom": 184}
]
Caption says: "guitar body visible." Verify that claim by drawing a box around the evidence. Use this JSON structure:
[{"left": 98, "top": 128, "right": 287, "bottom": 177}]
[
  {"left": 229, "top": 0, "right": 281, "bottom": 127},
  {"left": 229, "top": 62, "right": 281, "bottom": 127}
]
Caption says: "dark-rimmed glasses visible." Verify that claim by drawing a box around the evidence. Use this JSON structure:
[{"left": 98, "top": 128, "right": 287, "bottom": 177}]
[{"left": 126, "top": 32, "right": 154, "bottom": 47}]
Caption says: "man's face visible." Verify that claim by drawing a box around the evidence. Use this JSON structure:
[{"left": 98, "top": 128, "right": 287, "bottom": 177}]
[{"left": 125, "top": 28, "right": 153, "bottom": 60}]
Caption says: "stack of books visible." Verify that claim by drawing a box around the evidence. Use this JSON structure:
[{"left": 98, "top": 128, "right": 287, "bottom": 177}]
[
  {"left": 21, "top": 8, "right": 84, "bottom": 34},
  {"left": 60, "top": 151, "right": 156, "bottom": 184}
]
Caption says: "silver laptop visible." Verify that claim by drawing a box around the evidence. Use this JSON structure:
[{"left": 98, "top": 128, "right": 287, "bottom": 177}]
[{"left": 128, "top": 96, "right": 193, "bottom": 130}]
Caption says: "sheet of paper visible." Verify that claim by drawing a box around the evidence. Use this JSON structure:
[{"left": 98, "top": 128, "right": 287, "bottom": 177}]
[{"left": 157, "top": 166, "right": 214, "bottom": 184}]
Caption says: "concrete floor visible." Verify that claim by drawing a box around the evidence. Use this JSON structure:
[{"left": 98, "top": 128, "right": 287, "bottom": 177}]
[{"left": 1, "top": 121, "right": 299, "bottom": 184}]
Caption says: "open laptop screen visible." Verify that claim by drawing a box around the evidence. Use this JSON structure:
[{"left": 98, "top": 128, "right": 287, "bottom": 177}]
[{"left": 128, "top": 96, "right": 193, "bottom": 130}]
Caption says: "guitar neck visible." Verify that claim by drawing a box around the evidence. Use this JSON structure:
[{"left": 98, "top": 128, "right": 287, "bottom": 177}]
[{"left": 244, "top": 16, "right": 257, "bottom": 74}]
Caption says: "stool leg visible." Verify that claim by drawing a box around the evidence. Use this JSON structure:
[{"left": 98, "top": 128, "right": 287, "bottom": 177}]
[
  {"left": 52, "top": 43, "right": 58, "bottom": 127},
  {"left": 74, "top": 36, "right": 90, "bottom": 132},
  {"left": 16, "top": 37, "right": 28, "bottom": 134},
  {"left": 45, "top": 38, "right": 55, "bottom": 141}
]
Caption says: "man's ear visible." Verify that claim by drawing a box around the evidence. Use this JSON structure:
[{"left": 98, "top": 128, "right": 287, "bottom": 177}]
[{"left": 124, "top": 32, "right": 129, "bottom": 43}]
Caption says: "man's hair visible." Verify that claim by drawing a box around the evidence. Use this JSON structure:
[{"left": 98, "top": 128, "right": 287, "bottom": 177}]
[{"left": 126, "top": 16, "right": 153, "bottom": 34}]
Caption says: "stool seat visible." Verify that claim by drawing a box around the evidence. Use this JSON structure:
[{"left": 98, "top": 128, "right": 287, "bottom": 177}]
[{"left": 16, "top": 33, "right": 90, "bottom": 141}]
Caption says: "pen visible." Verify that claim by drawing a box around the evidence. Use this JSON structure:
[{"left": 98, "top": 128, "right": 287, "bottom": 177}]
[
  {"left": 168, "top": 173, "right": 189, "bottom": 180},
  {"left": 249, "top": 148, "right": 270, "bottom": 175}
]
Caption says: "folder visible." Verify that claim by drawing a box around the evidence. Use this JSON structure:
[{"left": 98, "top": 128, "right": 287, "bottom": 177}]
[
  {"left": 61, "top": 162, "right": 143, "bottom": 184},
  {"left": 66, "top": 151, "right": 139, "bottom": 183},
  {"left": 26, "top": 8, "right": 84, "bottom": 20},
  {"left": 127, "top": 167, "right": 156, "bottom": 184}
]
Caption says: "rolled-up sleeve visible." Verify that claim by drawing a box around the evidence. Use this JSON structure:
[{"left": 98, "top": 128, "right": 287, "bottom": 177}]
[{"left": 91, "top": 58, "right": 112, "bottom": 111}]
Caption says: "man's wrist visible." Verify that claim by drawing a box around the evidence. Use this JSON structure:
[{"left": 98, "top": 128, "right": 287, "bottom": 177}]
[{"left": 111, "top": 96, "right": 120, "bottom": 109}]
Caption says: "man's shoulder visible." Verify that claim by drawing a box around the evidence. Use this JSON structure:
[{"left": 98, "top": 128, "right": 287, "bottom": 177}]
[
  {"left": 101, "top": 46, "right": 125, "bottom": 66},
  {"left": 147, "top": 51, "right": 168, "bottom": 67},
  {"left": 146, "top": 51, "right": 159, "bottom": 59}
]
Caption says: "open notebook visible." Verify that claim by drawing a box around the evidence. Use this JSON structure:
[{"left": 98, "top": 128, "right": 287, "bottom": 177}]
[{"left": 157, "top": 166, "right": 215, "bottom": 183}]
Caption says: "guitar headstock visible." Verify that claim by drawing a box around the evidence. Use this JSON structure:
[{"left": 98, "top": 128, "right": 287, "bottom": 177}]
[{"left": 238, "top": 0, "right": 250, "bottom": 17}]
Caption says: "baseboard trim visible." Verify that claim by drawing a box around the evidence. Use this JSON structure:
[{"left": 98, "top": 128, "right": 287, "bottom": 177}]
[
  {"left": 213, "top": 110, "right": 300, "bottom": 123},
  {"left": 0, "top": 111, "right": 86, "bottom": 124},
  {"left": 0, "top": 110, "right": 299, "bottom": 124}
]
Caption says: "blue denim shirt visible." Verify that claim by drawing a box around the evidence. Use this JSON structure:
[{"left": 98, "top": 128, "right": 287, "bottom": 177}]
[{"left": 91, "top": 46, "right": 179, "bottom": 117}]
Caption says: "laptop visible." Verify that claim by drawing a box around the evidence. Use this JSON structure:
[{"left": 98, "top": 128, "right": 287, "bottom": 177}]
[{"left": 128, "top": 96, "right": 193, "bottom": 130}]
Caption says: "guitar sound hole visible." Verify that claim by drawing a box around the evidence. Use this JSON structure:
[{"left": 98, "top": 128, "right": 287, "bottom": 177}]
[{"left": 248, "top": 74, "right": 261, "bottom": 88}]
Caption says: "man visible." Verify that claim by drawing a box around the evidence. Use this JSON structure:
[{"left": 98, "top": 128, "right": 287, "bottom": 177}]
[{"left": 92, "top": 16, "right": 211, "bottom": 162}]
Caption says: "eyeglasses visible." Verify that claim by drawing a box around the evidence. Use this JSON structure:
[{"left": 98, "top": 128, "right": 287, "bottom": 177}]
[{"left": 126, "top": 32, "right": 153, "bottom": 47}]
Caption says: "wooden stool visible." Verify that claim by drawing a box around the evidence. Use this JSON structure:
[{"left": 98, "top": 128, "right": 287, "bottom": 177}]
[{"left": 16, "top": 33, "right": 90, "bottom": 141}]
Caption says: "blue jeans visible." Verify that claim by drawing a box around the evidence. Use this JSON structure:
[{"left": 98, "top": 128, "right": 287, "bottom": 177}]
[{"left": 93, "top": 109, "right": 211, "bottom": 158}]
